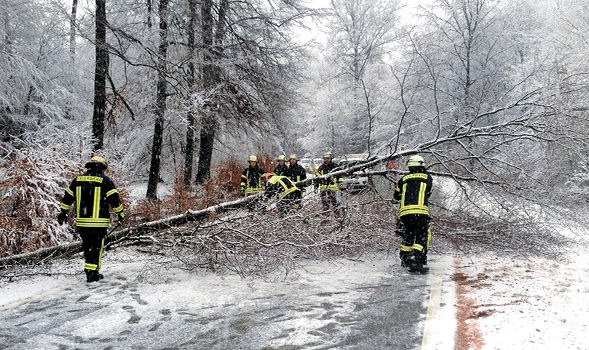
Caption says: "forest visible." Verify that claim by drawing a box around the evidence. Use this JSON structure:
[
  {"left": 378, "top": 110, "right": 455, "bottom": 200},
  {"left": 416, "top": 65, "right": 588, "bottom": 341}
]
[{"left": 1, "top": 0, "right": 588, "bottom": 272}]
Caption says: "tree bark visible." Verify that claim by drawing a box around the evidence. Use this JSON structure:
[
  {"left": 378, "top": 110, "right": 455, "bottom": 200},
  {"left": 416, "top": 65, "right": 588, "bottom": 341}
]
[
  {"left": 195, "top": 0, "right": 215, "bottom": 184},
  {"left": 184, "top": 0, "right": 198, "bottom": 188},
  {"left": 146, "top": 0, "right": 170, "bottom": 199},
  {"left": 92, "top": 0, "right": 108, "bottom": 152},
  {"left": 195, "top": 0, "right": 228, "bottom": 184},
  {"left": 146, "top": 0, "right": 152, "bottom": 28},
  {"left": 195, "top": 112, "right": 216, "bottom": 183},
  {"left": 70, "top": 0, "right": 78, "bottom": 57}
]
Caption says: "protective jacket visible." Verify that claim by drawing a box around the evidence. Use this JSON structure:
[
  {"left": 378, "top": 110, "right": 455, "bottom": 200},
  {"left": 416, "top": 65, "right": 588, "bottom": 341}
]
[
  {"left": 315, "top": 162, "right": 343, "bottom": 191},
  {"left": 287, "top": 163, "right": 307, "bottom": 185},
  {"left": 273, "top": 163, "right": 288, "bottom": 176},
  {"left": 266, "top": 175, "right": 300, "bottom": 201},
  {"left": 241, "top": 166, "right": 266, "bottom": 195},
  {"left": 393, "top": 168, "right": 433, "bottom": 217},
  {"left": 59, "top": 170, "right": 124, "bottom": 228}
]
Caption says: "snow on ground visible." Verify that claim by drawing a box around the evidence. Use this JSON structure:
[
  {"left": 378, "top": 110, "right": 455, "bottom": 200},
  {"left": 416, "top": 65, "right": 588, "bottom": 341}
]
[
  {"left": 1, "top": 228, "right": 588, "bottom": 349},
  {"left": 454, "top": 227, "right": 589, "bottom": 350}
]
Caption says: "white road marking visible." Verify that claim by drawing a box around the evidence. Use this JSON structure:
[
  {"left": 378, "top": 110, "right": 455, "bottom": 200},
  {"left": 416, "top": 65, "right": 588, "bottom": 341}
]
[{"left": 421, "top": 255, "right": 456, "bottom": 350}]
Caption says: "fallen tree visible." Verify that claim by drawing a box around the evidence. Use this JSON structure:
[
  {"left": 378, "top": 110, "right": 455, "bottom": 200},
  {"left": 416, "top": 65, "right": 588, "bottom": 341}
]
[
  {"left": 2, "top": 91, "right": 583, "bottom": 268},
  {"left": 0, "top": 195, "right": 261, "bottom": 266}
]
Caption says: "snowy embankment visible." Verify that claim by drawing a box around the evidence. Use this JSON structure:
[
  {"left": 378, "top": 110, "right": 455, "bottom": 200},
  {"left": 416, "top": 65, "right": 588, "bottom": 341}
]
[{"left": 452, "top": 226, "right": 589, "bottom": 350}]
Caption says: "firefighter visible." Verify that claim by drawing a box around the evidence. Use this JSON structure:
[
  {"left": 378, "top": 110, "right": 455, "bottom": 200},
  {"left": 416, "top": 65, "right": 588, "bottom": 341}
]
[
  {"left": 287, "top": 153, "right": 307, "bottom": 208},
  {"left": 57, "top": 156, "right": 126, "bottom": 283},
  {"left": 265, "top": 173, "right": 301, "bottom": 216},
  {"left": 273, "top": 154, "right": 288, "bottom": 176},
  {"left": 314, "top": 151, "right": 343, "bottom": 212},
  {"left": 240, "top": 155, "right": 266, "bottom": 196},
  {"left": 393, "top": 154, "right": 433, "bottom": 272}
]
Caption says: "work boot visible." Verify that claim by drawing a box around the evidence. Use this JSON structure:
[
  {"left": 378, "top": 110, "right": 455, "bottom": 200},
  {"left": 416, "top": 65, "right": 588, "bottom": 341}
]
[
  {"left": 86, "top": 270, "right": 104, "bottom": 282},
  {"left": 400, "top": 251, "right": 413, "bottom": 267},
  {"left": 85, "top": 269, "right": 94, "bottom": 283},
  {"left": 403, "top": 252, "right": 428, "bottom": 272},
  {"left": 421, "top": 254, "right": 428, "bottom": 266}
]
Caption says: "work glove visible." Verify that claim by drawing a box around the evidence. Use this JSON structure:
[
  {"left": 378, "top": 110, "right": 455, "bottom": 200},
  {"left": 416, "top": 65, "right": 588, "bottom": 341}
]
[
  {"left": 118, "top": 211, "right": 127, "bottom": 224},
  {"left": 57, "top": 211, "right": 68, "bottom": 225}
]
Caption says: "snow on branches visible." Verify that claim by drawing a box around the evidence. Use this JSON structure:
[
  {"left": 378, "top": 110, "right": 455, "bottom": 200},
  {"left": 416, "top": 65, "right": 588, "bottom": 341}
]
[{"left": 0, "top": 150, "right": 79, "bottom": 257}]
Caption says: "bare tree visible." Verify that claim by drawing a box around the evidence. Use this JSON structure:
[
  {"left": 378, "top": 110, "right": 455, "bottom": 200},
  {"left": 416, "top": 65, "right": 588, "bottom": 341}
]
[
  {"left": 365, "top": 0, "right": 589, "bottom": 237},
  {"left": 183, "top": 0, "right": 198, "bottom": 188},
  {"left": 69, "top": 0, "right": 78, "bottom": 57},
  {"left": 92, "top": 0, "right": 108, "bottom": 152},
  {"left": 193, "top": 0, "right": 310, "bottom": 183},
  {"left": 146, "top": 0, "right": 170, "bottom": 199},
  {"left": 195, "top": 0, "right": 227, "bottom": 184},
  {"left": 325, "top": 0, "right": 400, "bottom": 153}
]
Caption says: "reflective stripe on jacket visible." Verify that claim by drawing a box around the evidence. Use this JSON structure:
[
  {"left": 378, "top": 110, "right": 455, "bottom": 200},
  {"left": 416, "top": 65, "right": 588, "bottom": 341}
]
[
  {"left": 316, "top": 162, "right": 343, "bottom": 192},
  {"left": 59, "top": 172, "right": 124, "bottom": 228},
  {"left": 267, "top": 175, "right": 300, "bottom": 200},
  {"left": 241, "top": 166, "right": 266, "bottom": 194},
  {"left": 393, "top": 172, "right": 433, "bottom": 217}
]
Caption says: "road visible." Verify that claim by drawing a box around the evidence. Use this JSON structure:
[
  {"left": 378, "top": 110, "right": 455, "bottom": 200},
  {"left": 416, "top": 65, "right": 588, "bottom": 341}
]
[{"left": 0, "top": 252, "right": 454, "bottom": 349}]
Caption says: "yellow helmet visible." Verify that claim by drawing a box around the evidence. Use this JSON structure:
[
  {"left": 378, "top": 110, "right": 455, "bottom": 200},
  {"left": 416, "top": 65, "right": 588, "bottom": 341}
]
[
  {"left": 277, "top": 154, "right": 286, "bottom": 161},
  {"left": 85, "top": 156, "right": 108, "bottom": 169},
  {"left": 407, "top": 155, "right": 425, "bottom": 167},
  {"left": 249, "top": 155, "right": 258, "bottom": 162}
]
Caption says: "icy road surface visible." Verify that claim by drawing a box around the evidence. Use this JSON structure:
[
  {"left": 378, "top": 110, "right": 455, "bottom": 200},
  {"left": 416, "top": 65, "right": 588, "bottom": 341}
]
[{"left": 0, "top": 252, "right": 455, "bottom": 349}]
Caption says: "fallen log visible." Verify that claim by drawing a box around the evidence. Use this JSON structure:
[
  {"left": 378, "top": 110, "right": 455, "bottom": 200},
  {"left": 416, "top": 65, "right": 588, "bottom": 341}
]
[
  {"left": 0, "top": 194, "right": 260, "bottom": 267},
  {"left": 0, "top": 242, "right": 83, "bottom": 268},
  {"left": 105, "top": 194, "right": 259, "bottom": 243}
]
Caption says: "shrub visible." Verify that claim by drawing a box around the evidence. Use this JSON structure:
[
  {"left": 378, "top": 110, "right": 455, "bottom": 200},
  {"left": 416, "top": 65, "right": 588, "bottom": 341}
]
[{"left": 0, "top": 151, "right": 79, "bottom": 256}]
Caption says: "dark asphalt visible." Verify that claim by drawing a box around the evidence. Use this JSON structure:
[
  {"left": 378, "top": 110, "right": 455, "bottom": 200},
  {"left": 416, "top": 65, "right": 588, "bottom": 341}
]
[{"left": 0, "top": 258, "right": 434, "bottom": 350}]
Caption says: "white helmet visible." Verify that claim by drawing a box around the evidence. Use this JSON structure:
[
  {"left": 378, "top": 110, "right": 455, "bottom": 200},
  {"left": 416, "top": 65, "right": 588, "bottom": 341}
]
[
  {"left": 249, "top": 155, "right": 258, "bottom": 162},
  {"left": 407, "top": 155, "right": 425, "bottom": 167}
]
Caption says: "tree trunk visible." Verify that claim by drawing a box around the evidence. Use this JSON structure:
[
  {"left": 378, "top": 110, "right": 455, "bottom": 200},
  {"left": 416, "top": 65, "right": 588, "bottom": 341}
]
[
  {"left": 92, "top": 0, "right": 108, "bottom": 152},
  {"left": 146, "top": 0, "right": 152, "bottom": 28},
  {"left": 195, "top": 0, "right": 216, "bottom": 184},
  {"left": 70, "top": 0, "right": 78, "bottom": 57},
  {"left": 146, "top": 0, "right": 169, "bottom": 199},
  {"left": 195, "top": 0, "right": 228, "bottom": 184},
  {"left": 195, "top": 112, "right": 216, "bottom": 183},
  {"left": 184, "top": 0, "right": 197, "bottom": 188}
]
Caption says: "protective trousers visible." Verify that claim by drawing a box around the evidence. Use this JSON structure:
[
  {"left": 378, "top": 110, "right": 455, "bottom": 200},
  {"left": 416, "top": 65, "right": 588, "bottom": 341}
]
[
  {"left": 79, "top": 227, "right": 107, "bottom": 275},
  {"left": 399, "top": 214, "right": 430, "bottom": 265}
]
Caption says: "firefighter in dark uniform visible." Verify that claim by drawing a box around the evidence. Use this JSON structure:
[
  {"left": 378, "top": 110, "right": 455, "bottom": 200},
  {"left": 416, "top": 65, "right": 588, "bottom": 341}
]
[
  {"left": 393, "top": 155, "right": 433, "bottom": 271},
  {"left": 314, "top": 151, "right": 343, "bottom": 212},
  {"left": 265, "top": 173, "right": 301, "bottom": 216},
  {"left": 273, "top": 154, "right": 289, "bottom": 176},
  {"left": 58, "top": 156, "right": 126, "bottom": 282},
  {"left": 240, "top": 155, "right": 266, "bottom": 196},
  {"left": 287, "top": 153, "right": 307, "bottom": 208}
]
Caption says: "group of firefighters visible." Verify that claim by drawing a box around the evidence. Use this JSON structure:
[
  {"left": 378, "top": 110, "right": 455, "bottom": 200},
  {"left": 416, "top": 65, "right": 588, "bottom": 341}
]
[
  {"left": 239, "top": 151, "right": 346, "bottom": 215},
  {"left": 57, "top": 152, "right": 433, "bottom": 282}
]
